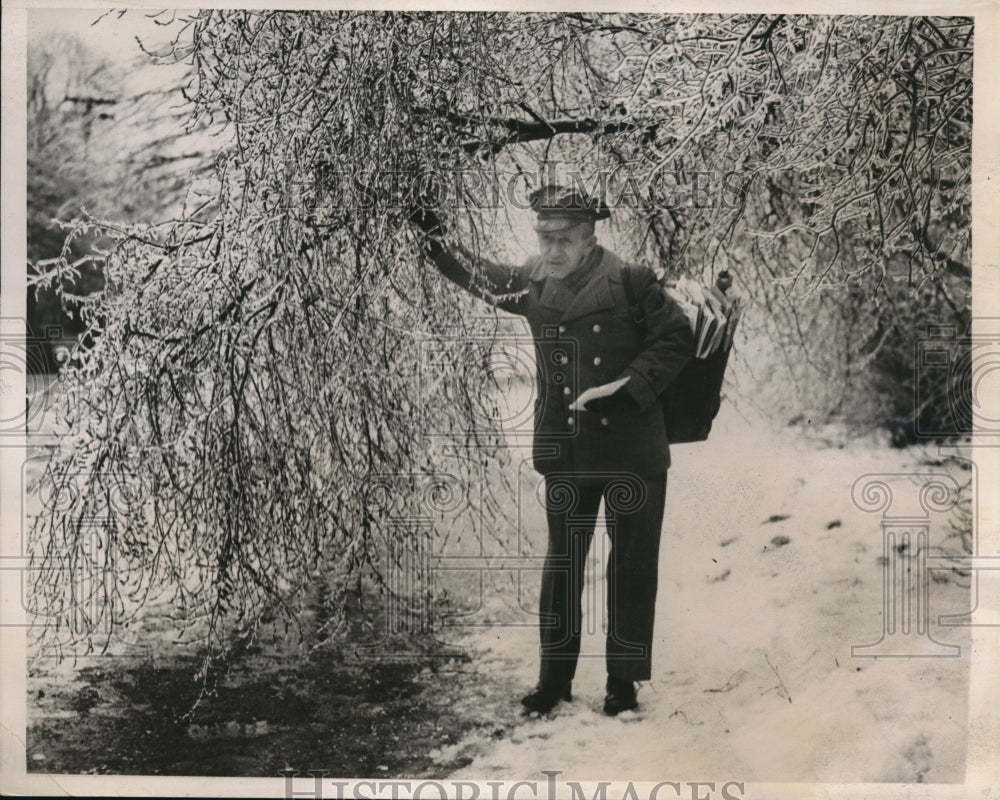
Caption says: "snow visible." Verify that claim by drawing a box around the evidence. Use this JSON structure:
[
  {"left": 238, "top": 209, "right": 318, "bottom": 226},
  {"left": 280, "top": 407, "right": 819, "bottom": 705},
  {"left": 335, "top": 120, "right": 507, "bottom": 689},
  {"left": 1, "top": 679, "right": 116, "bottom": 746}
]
[
  {"left": 16, "top": 382, "right": 983, "bottom": 788},
  {"left": 441, "top": 405, "right": 974, "bottom": 784}
]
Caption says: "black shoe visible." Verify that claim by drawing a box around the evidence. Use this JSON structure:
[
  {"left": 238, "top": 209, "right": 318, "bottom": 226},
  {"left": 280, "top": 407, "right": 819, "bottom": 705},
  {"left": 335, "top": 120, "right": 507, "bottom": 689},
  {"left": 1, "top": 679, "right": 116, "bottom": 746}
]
[
  {"left": 603, "top": 676, "right": 638, "bottom": 716},
  {"left": 520, "top": 681, "right": 572, "bottom": 714}
]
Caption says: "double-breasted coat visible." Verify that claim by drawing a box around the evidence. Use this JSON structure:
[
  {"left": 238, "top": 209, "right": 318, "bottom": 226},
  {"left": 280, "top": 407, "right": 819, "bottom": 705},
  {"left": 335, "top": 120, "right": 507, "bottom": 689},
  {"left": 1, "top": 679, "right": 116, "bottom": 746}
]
[
  {"left": 427, "top": 242, "right": 695, "bottom": 477},
  {"left": 422, "top": 235, "right": 696, "bottom": 684}
]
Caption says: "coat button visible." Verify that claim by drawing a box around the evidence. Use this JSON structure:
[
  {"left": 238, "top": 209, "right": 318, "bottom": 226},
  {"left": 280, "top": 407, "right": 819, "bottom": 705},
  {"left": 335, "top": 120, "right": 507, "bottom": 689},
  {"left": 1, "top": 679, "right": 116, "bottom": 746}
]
[
  {"left": 601, "top": 417, "right": 609, "bottom": 426},
  {"left": 563, "top": 386, "right": 571, "bottom": 396},
  {"left": 593, "top": 356, "right": 602, "bottom": 366},
  {"left": 593, "top": 324, "right": 601, "bottom": 333}
]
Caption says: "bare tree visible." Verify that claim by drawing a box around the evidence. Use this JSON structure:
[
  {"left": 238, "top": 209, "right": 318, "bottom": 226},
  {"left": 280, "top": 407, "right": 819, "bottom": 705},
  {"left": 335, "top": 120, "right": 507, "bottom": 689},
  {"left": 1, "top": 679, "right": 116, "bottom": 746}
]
[
  {"left": 28, "top": 12, "right": 972, "bottom": 661},
  {"left": 27, "top": 22, "right": 220, "bottom": 357},
  {"left": 27, "top": 33, "right": 122, "bottom": 353}
]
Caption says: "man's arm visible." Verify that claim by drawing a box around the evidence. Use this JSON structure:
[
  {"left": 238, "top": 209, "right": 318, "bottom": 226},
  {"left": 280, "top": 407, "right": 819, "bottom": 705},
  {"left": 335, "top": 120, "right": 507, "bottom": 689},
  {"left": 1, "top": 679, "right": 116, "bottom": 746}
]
[
  {"left": 409, "top": 206, "right": 529, "bottom": 316},
  {"left": 618, "top": 268, "right": 695, "bottom": 410},
  {"left": 583, "top": 267, "right": 694, "bottom": 414}
]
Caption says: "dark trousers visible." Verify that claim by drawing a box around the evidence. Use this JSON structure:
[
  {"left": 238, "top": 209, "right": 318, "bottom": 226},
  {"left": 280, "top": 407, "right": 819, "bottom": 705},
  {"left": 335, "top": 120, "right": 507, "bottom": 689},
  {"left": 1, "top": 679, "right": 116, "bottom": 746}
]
[{"left": 538, "top": 472, "right": 668, "bottom": 685}]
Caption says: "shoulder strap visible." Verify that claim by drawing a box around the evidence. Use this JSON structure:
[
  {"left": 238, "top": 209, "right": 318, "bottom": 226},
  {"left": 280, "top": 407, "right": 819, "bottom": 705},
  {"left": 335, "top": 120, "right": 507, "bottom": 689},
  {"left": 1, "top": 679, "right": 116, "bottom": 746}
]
[
  {"left": 619, "top": 264, "right": 646, "bottom": 324},
  {"left": 621, "top": 266, "right": 636, "bottom": 309}
]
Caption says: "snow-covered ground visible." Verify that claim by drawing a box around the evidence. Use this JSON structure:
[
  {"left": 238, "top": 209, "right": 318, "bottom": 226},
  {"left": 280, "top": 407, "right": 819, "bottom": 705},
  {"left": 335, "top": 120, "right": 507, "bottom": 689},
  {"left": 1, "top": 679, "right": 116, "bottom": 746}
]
[
  {"left": 437, "top": 401, "right": 973, "bottom": 784},
  {"left": 17, "top": 377, "right": 979, "bottom": 787}
]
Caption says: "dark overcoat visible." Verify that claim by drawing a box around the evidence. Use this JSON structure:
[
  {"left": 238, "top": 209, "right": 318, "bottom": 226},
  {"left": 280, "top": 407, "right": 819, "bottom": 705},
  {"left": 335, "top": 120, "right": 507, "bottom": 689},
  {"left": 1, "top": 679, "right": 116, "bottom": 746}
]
[{"left": 428, "top": 243, "right": 694, "bottom": 477}]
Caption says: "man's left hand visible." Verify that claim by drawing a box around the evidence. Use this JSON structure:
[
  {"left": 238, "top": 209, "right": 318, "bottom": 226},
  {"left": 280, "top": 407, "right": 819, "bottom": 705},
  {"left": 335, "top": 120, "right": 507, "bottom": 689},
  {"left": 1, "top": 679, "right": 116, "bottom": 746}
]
[{"left": 570, "top": 377, "right": 635, "bottom": 414}]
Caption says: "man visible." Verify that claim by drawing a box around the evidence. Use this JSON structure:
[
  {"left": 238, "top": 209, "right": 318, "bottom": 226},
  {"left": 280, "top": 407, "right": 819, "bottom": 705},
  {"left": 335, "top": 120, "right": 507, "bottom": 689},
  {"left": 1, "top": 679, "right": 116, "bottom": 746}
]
[{"left": 409, "top": 184, "right": 694, "bottom": 716}]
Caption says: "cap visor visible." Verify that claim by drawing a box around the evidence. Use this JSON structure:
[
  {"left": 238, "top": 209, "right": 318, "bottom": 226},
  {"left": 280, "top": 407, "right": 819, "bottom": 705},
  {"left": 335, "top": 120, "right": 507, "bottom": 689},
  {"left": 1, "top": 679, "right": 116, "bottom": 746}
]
[{"left": 533, "top": 217, "right": 590, "bottom": 233}]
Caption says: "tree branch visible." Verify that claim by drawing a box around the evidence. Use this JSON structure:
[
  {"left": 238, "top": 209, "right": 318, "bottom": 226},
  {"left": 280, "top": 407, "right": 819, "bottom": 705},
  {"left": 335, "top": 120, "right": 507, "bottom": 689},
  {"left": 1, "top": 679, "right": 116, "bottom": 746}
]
[{"left": 412, "top": 106, "right": 659, "bottom": 155}]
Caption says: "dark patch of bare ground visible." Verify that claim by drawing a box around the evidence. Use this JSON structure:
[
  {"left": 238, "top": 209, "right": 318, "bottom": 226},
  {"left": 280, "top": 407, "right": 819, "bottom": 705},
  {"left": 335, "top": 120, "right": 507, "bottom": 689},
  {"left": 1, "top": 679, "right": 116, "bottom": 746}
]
[{"left": 26, "top": 586, "right": 496, "bottom": 778}]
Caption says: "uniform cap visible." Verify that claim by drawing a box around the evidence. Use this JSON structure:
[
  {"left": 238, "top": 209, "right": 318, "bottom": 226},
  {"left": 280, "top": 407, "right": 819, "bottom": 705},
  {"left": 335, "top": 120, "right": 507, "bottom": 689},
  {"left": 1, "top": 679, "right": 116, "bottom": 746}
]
[{"left": 529, "top": 185, "right": 611, "bottom": 232}]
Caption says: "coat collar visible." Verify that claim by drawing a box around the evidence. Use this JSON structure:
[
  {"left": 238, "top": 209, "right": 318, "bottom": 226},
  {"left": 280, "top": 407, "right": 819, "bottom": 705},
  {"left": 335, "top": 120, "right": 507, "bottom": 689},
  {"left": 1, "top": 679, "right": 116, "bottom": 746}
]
[{"left": 534, "top": 246, "right": 622, "bottom": 322}]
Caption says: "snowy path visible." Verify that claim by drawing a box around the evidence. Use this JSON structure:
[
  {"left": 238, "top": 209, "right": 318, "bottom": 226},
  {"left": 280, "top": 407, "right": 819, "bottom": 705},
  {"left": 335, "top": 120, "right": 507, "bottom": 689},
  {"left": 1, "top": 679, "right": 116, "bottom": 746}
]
[{"left": 438, "top": 408, "right": 972, "bottom": 783}]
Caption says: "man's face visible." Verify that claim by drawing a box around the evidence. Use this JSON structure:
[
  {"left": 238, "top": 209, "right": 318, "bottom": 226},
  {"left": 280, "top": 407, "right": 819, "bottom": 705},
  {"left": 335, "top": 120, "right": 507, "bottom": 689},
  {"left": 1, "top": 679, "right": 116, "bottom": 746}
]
[{"left": 536, "top": 223, "right": 596, "bottom": 280}]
